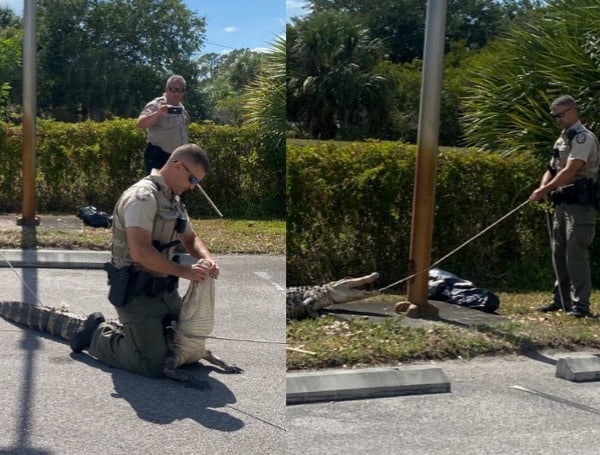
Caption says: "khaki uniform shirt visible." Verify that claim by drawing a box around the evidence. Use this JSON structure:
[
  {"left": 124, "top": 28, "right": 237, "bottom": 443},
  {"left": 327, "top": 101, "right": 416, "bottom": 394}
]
[
  {"left": 551, "top": 120, "right": 600, "bottom": 182},
  {"left": 139, "top": 95, "right": 190, "bottom": 153},
  {"left": 111, "top": 169, "right": 192, "bottom": 273}
]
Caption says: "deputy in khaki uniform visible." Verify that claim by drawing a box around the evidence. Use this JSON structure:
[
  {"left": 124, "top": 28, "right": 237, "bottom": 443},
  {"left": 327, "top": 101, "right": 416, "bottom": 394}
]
[
  {"left": 137, "top": 75, "right": 190, "bottom": 173},
  {"left": 531, "top": 95, "right": 600, "bottom": 317},
  {"left": 70, "top": 143, "right": 218, "bottom": 377}
]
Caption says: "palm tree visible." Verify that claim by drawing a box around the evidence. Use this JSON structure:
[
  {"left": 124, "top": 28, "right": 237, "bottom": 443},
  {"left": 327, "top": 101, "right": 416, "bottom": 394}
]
[
  {"left": 242, "top": 35, "right": 286, "bottom": 216},
  {"left": 287, "top": 11, "right": 389, "bottom": 140},
  {"left": 243, "top": 35, "right": 285, "bottom": 149},
  {"left": 462, "top": 0, "right": 600, "bottom": 156}
]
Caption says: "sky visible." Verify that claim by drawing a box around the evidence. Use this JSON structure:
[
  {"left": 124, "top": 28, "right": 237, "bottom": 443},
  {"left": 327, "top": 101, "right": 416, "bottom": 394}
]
[
  {"left": 286, "top": 0, "right": 309, "bottom": 20},
  {"left": 0, "top": 0, "right": 286, "bottom": 54}
]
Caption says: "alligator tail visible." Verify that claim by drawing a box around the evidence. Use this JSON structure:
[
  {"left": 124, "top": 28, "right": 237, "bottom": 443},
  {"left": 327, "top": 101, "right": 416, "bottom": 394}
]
[{"left": 0, "top": 300, "right": 86, "bottom": 341}]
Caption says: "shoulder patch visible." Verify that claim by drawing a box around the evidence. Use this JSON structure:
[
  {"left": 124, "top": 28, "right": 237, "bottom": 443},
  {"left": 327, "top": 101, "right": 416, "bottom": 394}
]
[
  {"left": 576, "top": 132, "right": 587, "bottom": 144},
  {"left": 135, "top": 187, "right": 153, "bottom": 201}
]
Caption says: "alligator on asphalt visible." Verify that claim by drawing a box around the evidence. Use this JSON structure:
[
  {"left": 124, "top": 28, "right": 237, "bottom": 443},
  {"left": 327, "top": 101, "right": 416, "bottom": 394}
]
[
  {"left": 0, "top": 269, "right": 242, "bottom": 389},
  {"left": 286, "top": 272, "right": 380, "bottom": 320}
]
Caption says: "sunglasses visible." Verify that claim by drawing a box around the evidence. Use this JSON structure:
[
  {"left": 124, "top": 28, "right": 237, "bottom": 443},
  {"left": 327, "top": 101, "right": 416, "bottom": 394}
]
[
  {"left": 550, "top": 108, "right": 571, "bottom": 119},
  {"left": 168, "top": 86, "right": 186, "bottom": 93},
  {"left": 176, "top": 161, "right": 201, "bottom": 185}
]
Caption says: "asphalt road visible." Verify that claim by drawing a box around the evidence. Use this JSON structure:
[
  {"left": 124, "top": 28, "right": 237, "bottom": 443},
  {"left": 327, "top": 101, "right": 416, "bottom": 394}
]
[
  {"left": 0, "top": 254, "right": 285, "bottom": 455},
  {"left": 287, "top": 353, "right": 600, "bottom": 454}
]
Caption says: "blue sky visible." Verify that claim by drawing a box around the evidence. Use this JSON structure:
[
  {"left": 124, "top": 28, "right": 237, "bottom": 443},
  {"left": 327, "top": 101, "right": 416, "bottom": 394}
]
[
  {"left": 1, "top": 0, "right": 285, "bottom": 54},
  {"left": 186, "top": 0, "right": 285, "bottom": 54},
  {"left": 286, "top": 0, "right": 309, "bottom": 20}
]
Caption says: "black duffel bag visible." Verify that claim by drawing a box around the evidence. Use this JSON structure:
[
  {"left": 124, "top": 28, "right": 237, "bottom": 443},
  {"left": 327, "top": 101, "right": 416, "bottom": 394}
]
[
  {"left": 427, "top": 267, "right": 500, "bottom": 313},
  {"left": 76, "top": 206, "right": 113, "bottom": 228}
]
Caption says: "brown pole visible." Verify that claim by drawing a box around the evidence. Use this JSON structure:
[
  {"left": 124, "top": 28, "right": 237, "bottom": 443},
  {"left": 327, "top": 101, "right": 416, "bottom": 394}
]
[
  {"left": 18, "top": 0, "right": 39, "bottom": 226},
  {"left": 405, "top": 0, "right": 447, "bottom": 318}
]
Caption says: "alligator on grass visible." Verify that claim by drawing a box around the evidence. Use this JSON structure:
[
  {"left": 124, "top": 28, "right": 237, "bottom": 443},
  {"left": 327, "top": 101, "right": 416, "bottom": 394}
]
[
  {"left": 286, "top": 272, "right": 380, "bottom": 320},
  {"left": 0, "top": 270, "right": 242, "bottom": 389}
]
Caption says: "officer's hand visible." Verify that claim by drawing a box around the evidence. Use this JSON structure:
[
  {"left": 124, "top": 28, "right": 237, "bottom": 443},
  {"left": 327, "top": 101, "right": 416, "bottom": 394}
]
[
  {"left": 157, "top": 105, "right": 170, "bottom": 116},
  {"left": 188, "top": 262, "right": 210, "bottom": 282},
  {"left": 530, "top": 188, "right": 547, "bottom": 202},
  {"left": 200, "top": 258, "right": 220, "bottom": 279}
]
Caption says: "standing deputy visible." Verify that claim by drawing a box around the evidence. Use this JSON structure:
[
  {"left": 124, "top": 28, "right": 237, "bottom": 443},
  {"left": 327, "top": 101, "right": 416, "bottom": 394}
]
[
  {"left": 70, "top": 144, "right": 218, "bottom": 377},
  {"left": 530, "top": 95, "right": 600, "bottom": 317},
  {"left": 138, "top": 75, "right": 190, "bottom": 173}
]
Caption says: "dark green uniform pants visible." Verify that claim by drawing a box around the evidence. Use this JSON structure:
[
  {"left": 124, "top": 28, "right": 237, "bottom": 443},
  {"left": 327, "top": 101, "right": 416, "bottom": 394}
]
[
  {"left": 89, "top": 290, "right": 182, "bottom": 377},
  {"left": 551, "top": 203, "right": 596, "bottom": 312}
]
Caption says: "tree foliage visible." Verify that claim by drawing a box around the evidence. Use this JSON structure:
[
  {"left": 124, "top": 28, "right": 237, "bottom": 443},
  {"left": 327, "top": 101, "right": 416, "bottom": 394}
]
[
  {"left": 197, "top": 49, "right": 265, "bottom": 125},
  {"left": 36, "top": 0, "right": 206, "bottom": 121},
  {"left": 461, "top": 0, "right": 600, "bottom": 155},
  {"left": 287, "top": 11, "right": 392, "bottom": 140},
  {"left": 243, "top": 35, "right": 286, "bottom": 215},
  {"left": 0, "top": 7, "right": 23, "bottom": 119},
  {"left": 308, "top": 0, "right": 543, "bottom": 63}
]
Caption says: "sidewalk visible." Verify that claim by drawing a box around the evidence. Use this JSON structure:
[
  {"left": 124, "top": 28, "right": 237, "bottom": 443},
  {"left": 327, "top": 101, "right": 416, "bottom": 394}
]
[{"left": 0, "top": 213, "right": 84, "bottom": 231}]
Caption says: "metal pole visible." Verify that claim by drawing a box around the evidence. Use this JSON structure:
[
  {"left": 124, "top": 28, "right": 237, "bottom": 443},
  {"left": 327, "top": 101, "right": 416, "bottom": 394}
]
[
  {"left": 406, "top": 0, "right": 446, "bottom": 318},
  {"left": 18, "top": 0, "right": 39, "bottom": 226}
]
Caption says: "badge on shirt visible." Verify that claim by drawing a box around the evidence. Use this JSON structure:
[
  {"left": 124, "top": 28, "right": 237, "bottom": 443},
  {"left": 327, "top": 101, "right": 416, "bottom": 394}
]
[
  {"left": 135, "top": 187, "right": 152, "bottom": 201},
  {"left": 576, "top": 132, "right": 587, "bottom": 144}
]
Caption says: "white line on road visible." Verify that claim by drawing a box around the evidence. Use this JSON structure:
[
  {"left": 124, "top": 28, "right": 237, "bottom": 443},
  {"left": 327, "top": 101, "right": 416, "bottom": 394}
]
[
  {"left": 510, "top": 384, "right": 600, "bottom": 415},
  {"left": 254, "top": 272, "right": 285, "bottom": 294}
]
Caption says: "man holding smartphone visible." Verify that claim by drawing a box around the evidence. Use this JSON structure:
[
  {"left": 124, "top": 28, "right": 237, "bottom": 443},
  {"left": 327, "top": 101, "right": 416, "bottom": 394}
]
[{"left": 137, "top": 75, "right": 190, "bottom": 173}]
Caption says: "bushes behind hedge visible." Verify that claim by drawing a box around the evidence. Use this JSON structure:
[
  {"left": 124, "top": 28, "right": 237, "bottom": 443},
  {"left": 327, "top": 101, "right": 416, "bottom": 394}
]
[
  {"left": 287, "top": 141, "right": 567, "bottom": 290},
  {"left": 0, "top": 120, "right": 284, "bottom": 219}
]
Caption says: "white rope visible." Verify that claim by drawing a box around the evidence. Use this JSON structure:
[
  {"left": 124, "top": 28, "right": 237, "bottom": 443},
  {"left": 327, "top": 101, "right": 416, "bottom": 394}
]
[
  {"left": 171, "top": 328, "right": 285, "bottom": 344},
  {"left": 378, "top": 199, "right": 531, "bottom": 292},
  {"left": 0, "top": 250, "right": 45, "bottom": 307}
]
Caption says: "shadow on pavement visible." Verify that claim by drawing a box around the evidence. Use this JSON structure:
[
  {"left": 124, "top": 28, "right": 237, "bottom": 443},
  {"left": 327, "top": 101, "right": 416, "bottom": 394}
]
[
  {"left": 71, "top": 353, "right": 244, "bottom": 431},
  {"left": 0, "top": 449, "right": 54, "bottom": 454}
]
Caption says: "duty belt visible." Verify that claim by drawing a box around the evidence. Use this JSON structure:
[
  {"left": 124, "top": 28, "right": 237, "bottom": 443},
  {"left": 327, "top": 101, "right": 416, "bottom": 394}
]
[{"left": 143, "top": 275, "right": 178, "bottom": 297}]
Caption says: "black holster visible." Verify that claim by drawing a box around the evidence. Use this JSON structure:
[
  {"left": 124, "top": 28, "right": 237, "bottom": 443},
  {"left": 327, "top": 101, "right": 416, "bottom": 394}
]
[
  {"left": 550, "top": 178, "right": 597, "bottom": 207},
  {"left": 104, "top": 262, "right": 133, "bottom": 308}
]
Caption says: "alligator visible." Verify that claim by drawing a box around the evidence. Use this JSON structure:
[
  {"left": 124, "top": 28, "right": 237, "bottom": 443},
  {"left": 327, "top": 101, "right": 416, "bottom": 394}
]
[
  {"left": 286, "top": 272, "right": 380, "bottom": 320},
  {"left": 0, "top": 268, "right": 242, "bottom": 389}
]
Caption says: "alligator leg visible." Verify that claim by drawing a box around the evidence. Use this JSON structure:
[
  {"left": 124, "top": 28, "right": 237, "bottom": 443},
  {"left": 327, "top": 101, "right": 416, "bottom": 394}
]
[
  {"left": 202, "top": 350, "right": 243, "bottom": 374},
  {"left": 163, "top": 351, "right": 212, "bottom": 390}
]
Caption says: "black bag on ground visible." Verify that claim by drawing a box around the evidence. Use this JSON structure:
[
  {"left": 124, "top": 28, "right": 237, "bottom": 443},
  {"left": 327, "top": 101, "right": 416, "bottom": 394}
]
[
  {"left": 427, "top": 268, "right": 500, "bottom": 313},
  {"left": 76, "top": 206, "right": 113, "bottom": 228}
]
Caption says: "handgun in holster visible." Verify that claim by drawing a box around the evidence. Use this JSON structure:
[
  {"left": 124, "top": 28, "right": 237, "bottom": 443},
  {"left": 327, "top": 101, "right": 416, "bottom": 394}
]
[{"left": 104, "top": 262, "right": 133, "bottom": 308}]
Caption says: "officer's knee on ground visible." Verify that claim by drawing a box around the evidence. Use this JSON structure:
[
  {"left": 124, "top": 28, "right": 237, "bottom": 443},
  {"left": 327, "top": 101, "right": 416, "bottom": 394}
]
[{"left": 140, "top": 356, "right": 167, "bottom": 378}]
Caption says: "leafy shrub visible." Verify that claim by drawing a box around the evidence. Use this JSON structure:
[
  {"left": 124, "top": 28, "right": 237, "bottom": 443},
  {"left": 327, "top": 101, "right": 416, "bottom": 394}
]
[
  {"left": 0, "top": 119, "right": 284, "bottom": 219},
  {"left": 287, "top": 140, "right": 564, "bottom": 290}
]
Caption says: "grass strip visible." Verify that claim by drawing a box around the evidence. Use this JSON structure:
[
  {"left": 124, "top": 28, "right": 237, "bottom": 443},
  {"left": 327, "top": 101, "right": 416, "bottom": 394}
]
[
  {"left": 287, "top": 291, "right": 600, "bottom": 370},
  {"left": 0, "top": 218, "right": 285, "bottom": 255}
]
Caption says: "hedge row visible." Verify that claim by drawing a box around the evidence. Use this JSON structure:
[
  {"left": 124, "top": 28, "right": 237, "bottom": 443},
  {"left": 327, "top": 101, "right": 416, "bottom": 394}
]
[
  {"left": 0, "top": 120, "right": 284, "bottom": 219},
  {"left": 287, "top": 141, "right": 574, "bottom": 290}
]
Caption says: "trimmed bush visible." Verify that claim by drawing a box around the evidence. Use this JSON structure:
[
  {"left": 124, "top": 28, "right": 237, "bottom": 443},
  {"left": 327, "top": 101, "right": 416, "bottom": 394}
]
[
  {"left": 0, "top": 120, "right": 284, "bottom": 219},
  {"left": 287, "top": 140, "right": 564, "bottom": 290}
]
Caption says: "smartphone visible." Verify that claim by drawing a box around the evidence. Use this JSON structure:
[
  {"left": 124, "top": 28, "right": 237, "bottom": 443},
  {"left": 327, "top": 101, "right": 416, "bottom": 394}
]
[{"left": 167, "top": 106, "right": 183, "bottom": 114}]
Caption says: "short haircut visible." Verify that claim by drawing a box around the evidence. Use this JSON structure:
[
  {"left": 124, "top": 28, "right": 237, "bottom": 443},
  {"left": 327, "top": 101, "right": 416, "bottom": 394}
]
[
  {"left": 551, "top": 95, "right": 577, "bottom": 110},
  {"left": 166, "top": 74, "right": 186, "bottom": 88},
  {"left": 169, "top": 144, "right": 210, "bottom": 174}
]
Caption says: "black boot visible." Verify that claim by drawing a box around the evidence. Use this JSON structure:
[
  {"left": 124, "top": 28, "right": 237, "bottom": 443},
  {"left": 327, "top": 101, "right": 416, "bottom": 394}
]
[{"left": 70, "top": 312, "right": 105, "bottom": 353}]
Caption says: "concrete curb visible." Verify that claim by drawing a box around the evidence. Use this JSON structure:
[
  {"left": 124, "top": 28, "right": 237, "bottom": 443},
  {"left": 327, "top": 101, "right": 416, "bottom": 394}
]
[
  {"left": 0, "top": 249, "right": 210, "bottom": 269},
  {"left": 0, "top": 249, "right": 110, "bottom": 269},
  {"left": 287, "top": 366, "right": 451, "bottom": 405},
  {"left": 556, "top": 356, "right": 600, "bottom": 382}
]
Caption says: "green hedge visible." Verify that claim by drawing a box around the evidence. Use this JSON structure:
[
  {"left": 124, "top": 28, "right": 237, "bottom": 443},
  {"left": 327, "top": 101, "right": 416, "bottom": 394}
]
[
  {"left": 287, "top": 141, "right": 572, "bottom": 290},
  {"left": 0, "top": 120, "right": 284, "bottom": 218}
]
